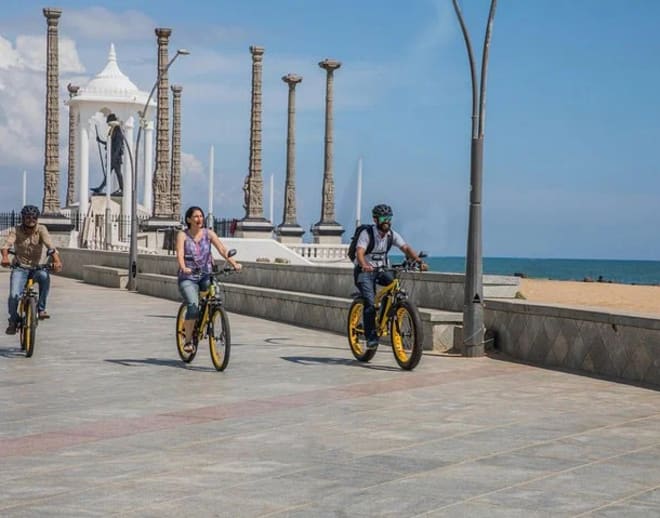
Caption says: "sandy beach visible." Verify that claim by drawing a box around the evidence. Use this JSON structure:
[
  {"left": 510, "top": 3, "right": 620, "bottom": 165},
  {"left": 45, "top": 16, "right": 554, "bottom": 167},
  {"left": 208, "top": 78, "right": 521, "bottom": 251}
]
[{"left": 518, "top": 278, "right": 660, "bottom": 317}]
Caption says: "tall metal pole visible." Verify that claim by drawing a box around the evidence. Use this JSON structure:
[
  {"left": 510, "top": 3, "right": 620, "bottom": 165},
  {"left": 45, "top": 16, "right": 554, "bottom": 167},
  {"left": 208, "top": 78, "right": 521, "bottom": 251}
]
[
  {"left": 208, "top": 144, "right": 215, "bottom": 227},
  {"left": 452, "top": 0, "right": 498, "bottom": 357},
  {"left": 356, "top": 157, "right": 362, "bottom": 228},
  {"left": 22, "top": 171, "right": 27, "bottom": 207},
  {"left": 105, "top": 126, "right": 113, "bottom": 250},
  {"left": 127, "top": 49, "right": 189, "bottom": 291}
]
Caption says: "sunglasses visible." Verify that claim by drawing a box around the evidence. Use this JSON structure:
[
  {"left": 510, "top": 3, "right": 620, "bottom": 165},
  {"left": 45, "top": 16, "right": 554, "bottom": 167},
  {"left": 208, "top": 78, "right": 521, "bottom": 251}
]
[{"left": 377, "top": 216, "right": 392, "bottom": 223}]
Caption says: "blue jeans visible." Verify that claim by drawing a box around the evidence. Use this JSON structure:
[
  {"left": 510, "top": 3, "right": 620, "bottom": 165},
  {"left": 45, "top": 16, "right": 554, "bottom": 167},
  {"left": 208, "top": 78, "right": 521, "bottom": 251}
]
[
  {"left": 355, "top": 269, "right": 394, "bottom": 342},
  {"left": 8, "top": 267, "right": 50, "bottom": 323},
  {"left": 178, "top": 276, "right": 211, "bottom": 320}
]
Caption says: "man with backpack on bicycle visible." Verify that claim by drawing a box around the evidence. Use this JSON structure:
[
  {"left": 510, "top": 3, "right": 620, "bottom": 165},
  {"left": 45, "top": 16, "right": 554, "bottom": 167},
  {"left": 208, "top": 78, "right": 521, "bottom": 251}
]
[
  {"left": 1, "top": 205, "right": 63, "bottom": 335},
  {"left": 349, "top": 203, "right": 427, "bottom": 349}
]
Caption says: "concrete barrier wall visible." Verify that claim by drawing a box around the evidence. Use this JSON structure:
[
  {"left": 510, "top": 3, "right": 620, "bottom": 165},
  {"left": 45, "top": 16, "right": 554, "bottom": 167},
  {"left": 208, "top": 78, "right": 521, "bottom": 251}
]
[
  {"left": 137, "top": 273, "right": 350, "bottom": 335},
  {"left": 485, "top": 299, "right": 660, "bottom": 387},
  {"left": 58, "top": 248, "right": 520, "bottom": 311}
]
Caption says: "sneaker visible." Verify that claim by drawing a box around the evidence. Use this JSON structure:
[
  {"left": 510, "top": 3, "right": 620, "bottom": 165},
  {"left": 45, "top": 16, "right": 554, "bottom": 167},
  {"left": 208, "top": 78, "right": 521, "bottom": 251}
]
[
  {"left": 366, "top": 338, "right": 379, "bottom": 349},
  {"left": 38, "top": 311, "right": 50, "bottom": 320},
  {"left": 5, "top": 321, "right": 17, "bottom": 335}
]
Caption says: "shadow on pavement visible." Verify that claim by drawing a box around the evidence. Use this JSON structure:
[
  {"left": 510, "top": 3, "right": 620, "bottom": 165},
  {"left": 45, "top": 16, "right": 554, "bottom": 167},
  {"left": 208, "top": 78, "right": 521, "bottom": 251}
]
[
  {"left": 281, "top": 356, "right": 401, "bottom": 371},
  {"left": 0, "top": 347, "right": 27, "bottom": 358},
  {"left": 105, "top": 357, "right": 216, "bottom": 372}
]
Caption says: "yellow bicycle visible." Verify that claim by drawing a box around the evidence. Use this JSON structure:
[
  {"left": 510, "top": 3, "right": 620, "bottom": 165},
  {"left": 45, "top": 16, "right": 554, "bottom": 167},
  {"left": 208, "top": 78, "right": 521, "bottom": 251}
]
[
  {"left": 347, "top": 254, "right": 427, "bottom": 370},
  {"left": 175, "top": 252, "right": 237, "bottom": 371},
  {"left": 8, "top": 251, "right": 54, "bottom": 358}
]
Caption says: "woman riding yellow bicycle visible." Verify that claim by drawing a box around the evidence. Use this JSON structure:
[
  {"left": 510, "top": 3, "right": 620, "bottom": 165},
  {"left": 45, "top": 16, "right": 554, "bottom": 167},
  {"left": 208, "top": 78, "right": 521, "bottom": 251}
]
[{"left": 175, "top": 206, "right": 241, "bottom": 355}]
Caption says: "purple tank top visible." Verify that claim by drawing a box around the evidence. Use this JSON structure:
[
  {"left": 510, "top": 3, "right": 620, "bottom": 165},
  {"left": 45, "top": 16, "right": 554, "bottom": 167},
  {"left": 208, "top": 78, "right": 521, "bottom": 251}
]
[{"left": 179, "top": 228, "right": 213, "bottom": 280}]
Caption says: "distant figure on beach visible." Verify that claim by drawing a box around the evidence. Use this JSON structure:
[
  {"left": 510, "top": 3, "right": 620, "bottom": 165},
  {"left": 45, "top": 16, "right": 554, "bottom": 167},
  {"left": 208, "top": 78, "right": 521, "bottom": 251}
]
[{"left": 92, "top": 113, "right": 124, "bottom": 196}]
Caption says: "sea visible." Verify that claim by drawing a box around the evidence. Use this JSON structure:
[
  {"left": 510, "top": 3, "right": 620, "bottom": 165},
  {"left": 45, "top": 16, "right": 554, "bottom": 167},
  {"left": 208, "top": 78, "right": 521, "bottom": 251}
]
[{"left": 391, "top": 256, "right": 660, "bottom": 286}]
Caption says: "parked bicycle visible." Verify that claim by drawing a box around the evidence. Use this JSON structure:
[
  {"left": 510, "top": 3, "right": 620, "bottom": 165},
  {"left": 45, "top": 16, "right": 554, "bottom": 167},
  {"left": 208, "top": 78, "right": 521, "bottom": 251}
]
[
  {"left": 8, "top": 250, "right": 54, "bottom": 357},
  {"left": 175, "top": 251, "right": 238, "bottom": 371},
  {"left": 347, "top": 253, "right": 427, "bottom": 370}
]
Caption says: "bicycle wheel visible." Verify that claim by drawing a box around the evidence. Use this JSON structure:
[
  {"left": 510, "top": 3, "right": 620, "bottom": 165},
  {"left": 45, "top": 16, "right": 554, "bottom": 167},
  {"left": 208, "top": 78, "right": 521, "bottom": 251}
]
[
  {"left": 175, "top": 303, "right": 196, "bottom": 363},
  {"left": 347, "top": 298, "right": 377, "bottom": 362},
  {"left": 22, "top": 298, "right": 38, "bottom": 358},
  {"left": 208, "top": 306, "right": 231, "bottom": 371},
  {"left": 390, "top": 300, "right": 424, "bottom": 370}
]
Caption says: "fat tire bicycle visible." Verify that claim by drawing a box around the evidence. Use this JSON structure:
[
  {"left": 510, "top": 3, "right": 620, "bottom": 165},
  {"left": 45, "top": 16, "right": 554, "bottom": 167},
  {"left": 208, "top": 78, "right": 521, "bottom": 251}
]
[
  {"left": 175, "top": 260, "right": 237, "bottom": 371},
  {"left": 347, "top": 254, "right": 427, "bottom": 370},
  {"left": 8, "top": 253, "right": 54, "bottom": 358}
]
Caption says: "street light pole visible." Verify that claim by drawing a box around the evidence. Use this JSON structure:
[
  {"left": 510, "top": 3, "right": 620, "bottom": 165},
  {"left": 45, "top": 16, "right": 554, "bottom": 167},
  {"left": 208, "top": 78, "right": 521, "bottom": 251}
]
[
  {"left": 452, "top": 0, "right": 497, "bottom": 357},
  {"left": 127, "top": 48, "right": 190, "bottom": 291}
]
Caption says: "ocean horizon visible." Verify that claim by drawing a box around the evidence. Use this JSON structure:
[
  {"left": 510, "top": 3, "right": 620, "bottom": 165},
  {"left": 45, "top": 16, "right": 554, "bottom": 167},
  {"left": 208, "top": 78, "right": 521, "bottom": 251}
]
[{"left": 391, "top": 256, "right": 660, "bottom": 286}]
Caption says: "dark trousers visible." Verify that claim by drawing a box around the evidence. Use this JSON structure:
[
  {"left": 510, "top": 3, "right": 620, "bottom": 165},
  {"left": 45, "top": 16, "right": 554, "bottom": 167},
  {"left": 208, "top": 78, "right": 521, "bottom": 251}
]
[{"left": 355, "top": 268, "right": 394, "bottom": 342}]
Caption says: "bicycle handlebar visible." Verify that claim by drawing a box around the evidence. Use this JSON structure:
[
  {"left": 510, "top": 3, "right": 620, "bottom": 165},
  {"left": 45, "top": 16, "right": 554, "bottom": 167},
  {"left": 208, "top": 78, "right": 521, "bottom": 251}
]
[
  {"left": 9, "top": 263, "right": 54, "bottom": 271},
  {"left": 187, "top": 265, "right": 238, "bottom": 277},
  {"left": 374, "top": 258, "right": 426, "bottom": 274},
  {"left": 5, "top": 250, "right": 54, "bottom": 271}
]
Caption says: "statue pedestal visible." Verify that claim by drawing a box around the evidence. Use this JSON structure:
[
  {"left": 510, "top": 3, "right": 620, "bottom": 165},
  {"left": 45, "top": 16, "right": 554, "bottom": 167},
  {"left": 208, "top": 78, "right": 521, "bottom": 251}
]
[
  {"left": 142, "top": 217, "right": 182, "bottom": 254},
  {"left": 39, "top": 213, "right": 75, "bottom": 248},
  {"left": 275, "top": 223, "right": 305, "bottom": 244},
  {"left": 310, "top": 222, "right": 344, "bottom": 245},
  {"left": 39, "top": 213, "right": 74, "bottom": 232},
  {"left": 234, "top": 218, "right": 274, "bottom": 239}
]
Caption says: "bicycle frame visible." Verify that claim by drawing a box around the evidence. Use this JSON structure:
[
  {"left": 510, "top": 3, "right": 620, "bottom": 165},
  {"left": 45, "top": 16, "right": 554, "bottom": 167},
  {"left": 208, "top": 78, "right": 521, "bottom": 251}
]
[
  {"left": 373, "top": 277, "right": 400, "bottom": 337},
  {"left": 192, "top": 273, "right": 226, "bottom": 341},
  {"left": 17, "top": 277, "right": 38, "bottom": 318}
]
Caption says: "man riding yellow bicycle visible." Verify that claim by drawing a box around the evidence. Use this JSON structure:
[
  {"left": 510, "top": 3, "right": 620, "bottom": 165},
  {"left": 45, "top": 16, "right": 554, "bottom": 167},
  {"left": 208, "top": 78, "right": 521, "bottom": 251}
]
[
  {"left": 351, "top": 204, "right": 427, "bottom": 349},
  {"left": 1, "top": 205, "right": 63, "bottom": 335}
]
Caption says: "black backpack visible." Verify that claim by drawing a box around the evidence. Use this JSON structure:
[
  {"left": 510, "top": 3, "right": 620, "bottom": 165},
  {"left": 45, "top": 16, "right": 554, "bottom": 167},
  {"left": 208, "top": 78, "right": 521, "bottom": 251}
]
[{"left": 347, "top": 224, "right": 393, "bottom": 262}]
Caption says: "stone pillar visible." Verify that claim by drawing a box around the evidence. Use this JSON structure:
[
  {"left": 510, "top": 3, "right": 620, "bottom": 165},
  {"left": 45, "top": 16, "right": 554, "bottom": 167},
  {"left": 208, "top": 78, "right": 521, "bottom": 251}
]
[
  {"left": 65, "top": 83, "right": 79, "bottom": 208},
  {"left": 151, "top": 28, "right": 172, "bottom": 220},
  {"left": 311, "top": 59, "right": 344, "bottom": 244},
  {"left": 143, "top": 121, "right": 154, "bottom": 215},
  {"left": 234, "top": 45, "right": 273, "bottom": 238},
  {"left": 170, "top": 85, "right": 182, "bottom": 221},
  {"left": 40, "top": 7, "right": 72, "bottom": 235},
  {"left": 42, "top": 8, "right": 62, "bottom": 216},
  {"left": 276, "top": 74, "right": 304, "bottom": 243}
]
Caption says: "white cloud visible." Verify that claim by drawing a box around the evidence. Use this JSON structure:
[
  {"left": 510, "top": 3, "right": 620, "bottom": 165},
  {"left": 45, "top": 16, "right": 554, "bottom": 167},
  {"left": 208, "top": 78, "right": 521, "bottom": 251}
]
[
  {"left": 8, "top": 35, "right": 85, "bottom": 73},
  {"left": 0, "top": 35, "right": 21, "bottom": 68},
  {"left": 65, "top": 7, "right": 155, "bottom": 42},
  {"left": 0, "top": 32, "right": 84, "bottom": 168},
  {"left": 181, "top": 152, "right": 205, "bottom": 180}
]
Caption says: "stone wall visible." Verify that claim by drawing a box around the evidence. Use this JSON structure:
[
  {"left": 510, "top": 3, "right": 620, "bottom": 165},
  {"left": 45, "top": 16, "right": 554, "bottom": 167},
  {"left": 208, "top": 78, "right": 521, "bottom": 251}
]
[
  {"left": 57, "top": 248, "right": 520, "bottom": 311},
  {"left": 485, "top": 299, "right": 660, "bottom": 387}
]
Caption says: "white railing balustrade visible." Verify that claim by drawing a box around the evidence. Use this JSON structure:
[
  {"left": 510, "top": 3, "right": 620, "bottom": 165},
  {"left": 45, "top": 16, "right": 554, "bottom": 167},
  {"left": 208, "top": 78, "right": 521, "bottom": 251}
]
[{"left": 287, "top": 243, "right": 350, "bottom": 263}]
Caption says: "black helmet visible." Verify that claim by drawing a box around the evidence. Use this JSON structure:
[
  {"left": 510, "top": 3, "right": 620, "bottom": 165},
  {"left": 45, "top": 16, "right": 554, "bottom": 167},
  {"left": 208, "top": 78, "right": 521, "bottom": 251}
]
[
  {"left": 372, "top": 204, "right": 393, "bottom": 218},
  {"left": 21, "top": 205, "right": 40, "bottom": 218}
]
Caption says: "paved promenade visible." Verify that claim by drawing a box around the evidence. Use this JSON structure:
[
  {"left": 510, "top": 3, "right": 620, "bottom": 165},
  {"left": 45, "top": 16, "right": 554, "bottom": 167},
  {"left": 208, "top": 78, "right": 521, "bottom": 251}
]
[{"left": 1, "top": 271, "right": 659, "bottom": 517}]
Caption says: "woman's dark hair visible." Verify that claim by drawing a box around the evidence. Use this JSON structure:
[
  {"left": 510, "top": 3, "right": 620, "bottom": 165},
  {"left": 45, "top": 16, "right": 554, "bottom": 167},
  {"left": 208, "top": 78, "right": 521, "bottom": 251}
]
[{"left": 184, "top": 206, "right": 205, "bottom": 228}]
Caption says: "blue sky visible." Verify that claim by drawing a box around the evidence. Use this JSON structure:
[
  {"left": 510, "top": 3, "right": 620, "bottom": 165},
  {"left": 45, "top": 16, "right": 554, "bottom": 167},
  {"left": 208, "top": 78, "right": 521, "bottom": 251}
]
[{"left": 0, "top": 0, "right": 658, "bottom": 259}]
